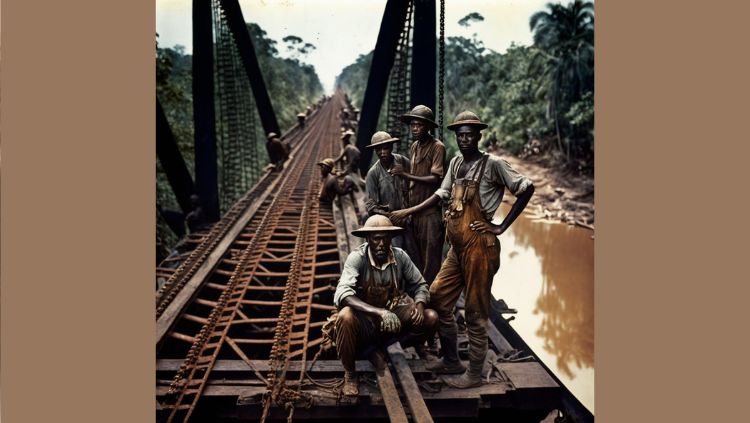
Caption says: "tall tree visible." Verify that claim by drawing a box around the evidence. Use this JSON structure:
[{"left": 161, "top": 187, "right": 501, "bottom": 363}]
[{"left": 530, "top": 0, "right": 594, "bottom": 160}]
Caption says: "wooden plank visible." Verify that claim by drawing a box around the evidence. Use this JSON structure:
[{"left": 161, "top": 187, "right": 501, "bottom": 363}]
[
  {"left": 374, "top": 365, "right": 408, "bottom": 423},
  {"left": 487, "top": 320, "right": 514, "bottom": 353},
  {"left": 387, "top": 343, "right": 434, "bottom": 423},
  {"left": 496, "top": 362, "right": 558, "bottom": 389}
]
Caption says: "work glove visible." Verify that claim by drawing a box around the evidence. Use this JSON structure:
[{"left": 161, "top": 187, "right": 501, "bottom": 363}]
[{"left": 380, "top": 309, "right": 401, "bottom": 333}]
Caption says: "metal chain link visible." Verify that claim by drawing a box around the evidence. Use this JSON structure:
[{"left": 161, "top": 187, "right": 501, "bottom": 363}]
[{"left": 438, "top": 0, "right": 446, "bottom": 142}]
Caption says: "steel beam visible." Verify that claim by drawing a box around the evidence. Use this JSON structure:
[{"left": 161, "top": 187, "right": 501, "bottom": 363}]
[
  {"left": 356, "top": 0, "right": 411, "bottom": 174},
  {"left": 410, "top": 0, "right": 436, "bottom": 110},
  {"left": 193, "top": 0, "right": 220, "bottom": 221},
  {"left": 156, "top": 98, "right": 195, "bottom": 214},
  {"left": 220, "top": 0, "right": 281, "bottom": 137}
]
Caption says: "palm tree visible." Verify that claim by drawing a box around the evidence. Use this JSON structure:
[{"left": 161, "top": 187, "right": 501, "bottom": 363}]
[{"left": 530, "top": 0, "right": 594, "bottom": 160}]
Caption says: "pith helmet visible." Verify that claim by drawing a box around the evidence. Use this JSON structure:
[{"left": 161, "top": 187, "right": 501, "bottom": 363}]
[
  {"left": 341, "top": 129, "right": 355, "bottom": 139},
  {"left": 446, "top": 111, "right": 488, "bottom": 130},
  {"left": 365, "top": 131, "right": 400, "bottom": 149},
  {"left": 267, "top": 132, "right": 279, "bottom": 140},
  {"left": 317, "top": 158, "right": 335, "bottom": 170},
  {"left": 399, "top": 105, "right": 437, "bottom": 127},
  {"left": 350, "top": 215, "right": 404, "bottom": 237}
]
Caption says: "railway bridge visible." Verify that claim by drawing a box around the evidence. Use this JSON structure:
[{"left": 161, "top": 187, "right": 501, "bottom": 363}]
[{"left": 155, "top": 1, "right": 593, "bottom": 422}]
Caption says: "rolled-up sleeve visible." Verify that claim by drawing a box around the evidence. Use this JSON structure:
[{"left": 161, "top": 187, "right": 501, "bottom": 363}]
[
  {"left": 434, "top": 157, "right": 456, "bottom": 201},
  {"left": 496, "top": 158, "right": 533, "bottom": 196},
  {"left": 334, "top": 251, "right": 364, "bottom": 308},
  {"left": 396, "top": 250, "right": 429, "bottom": 304}
]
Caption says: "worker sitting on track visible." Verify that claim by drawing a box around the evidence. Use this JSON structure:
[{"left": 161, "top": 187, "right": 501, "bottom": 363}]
[
  {"left": 266, "top": 132, "right": 289, "bottom": 171},
  {"left": 331, "top": 215, "right": 438, "bottom": 396},
  {"left": 317, "top": 158, "right": 355, "bottom": 204},
  {"left": 389, "top": 111, "right": 535, "bottom": 388},
  {"left": 334, "top": 129, "right": 365, "bottom": 184}
]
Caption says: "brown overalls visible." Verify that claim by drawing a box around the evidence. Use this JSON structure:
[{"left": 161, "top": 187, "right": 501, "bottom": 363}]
[
  {"left": 429, "top": 154, "right": 500, "bottom": 369},
  {"left": 333, "top": 248, "right": 428, "bottom": 372}
]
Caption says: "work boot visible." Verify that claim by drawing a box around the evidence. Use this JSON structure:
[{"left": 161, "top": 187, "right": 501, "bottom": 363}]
[
  {"left": 426, "top": 334, "right": 466, "bottom": 374},
  {"left": 442, "top": 356, "right": 484, "bottom": 389},
  {"left": 342, "top": 371, "right": 359, "bottom": 396}
]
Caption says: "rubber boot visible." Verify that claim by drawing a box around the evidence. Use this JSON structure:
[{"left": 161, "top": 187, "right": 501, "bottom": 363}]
[{"left": 425, "top": 334, "right": 466, "bottom": 374}]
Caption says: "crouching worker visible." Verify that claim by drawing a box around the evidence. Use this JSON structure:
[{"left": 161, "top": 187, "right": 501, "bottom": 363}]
[{"left": 331, "top": 215, "right": 438, "bottom": 396}]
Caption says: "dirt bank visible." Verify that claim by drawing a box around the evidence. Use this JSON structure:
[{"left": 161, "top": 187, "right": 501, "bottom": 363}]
[{"left": 489, "top": 147, "right": 594, "bottom": 230}]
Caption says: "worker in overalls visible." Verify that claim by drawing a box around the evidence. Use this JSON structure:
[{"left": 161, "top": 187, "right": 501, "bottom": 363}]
[
  {"left": 331, "top": 215, "right": 438, "bottom": 396},
  {"left": 389, "top": 111, "right": 535, "bottom": 388}
]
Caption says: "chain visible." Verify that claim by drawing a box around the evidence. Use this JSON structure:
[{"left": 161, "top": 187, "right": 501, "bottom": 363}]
[{"left": 438, "top": 0, "right": 446, "bottom": 142}]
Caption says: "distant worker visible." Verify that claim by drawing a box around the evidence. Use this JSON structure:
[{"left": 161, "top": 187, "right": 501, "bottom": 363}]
[
  {"left": 185, "top": 194, "right": 208, "bottom": 233},
  {"left": 318, "top": 158, "right": 355, "bottom": 204},
  {"left": 334, "top": 129, "right": 362, "bottom": 178},
  {"left": 297, "top": 112, "right": 307, "bottom": 128},
  {"left": 266, "top": 132, "right": 289, "bottom": 171},
  {"left": 331, "top": 215, "right": 438, "bottom": 396},
  {"left": 390, "top": 111, "right": 535, "bottom": 388}
]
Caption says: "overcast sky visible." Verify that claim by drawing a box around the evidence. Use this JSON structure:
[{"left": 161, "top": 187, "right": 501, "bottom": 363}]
[{"left": 156, "top": 0, "right": 560, "bottom": 93}]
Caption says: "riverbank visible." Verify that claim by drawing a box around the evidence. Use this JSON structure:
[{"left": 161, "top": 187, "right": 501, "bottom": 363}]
[{"left": 489, "top": 147, "right": 595, "bottom": 230}]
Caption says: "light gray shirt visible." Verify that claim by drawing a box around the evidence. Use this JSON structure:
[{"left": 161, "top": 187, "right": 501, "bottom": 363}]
[
  {"left": 365, "top": 154, "right": 411, "bottom": 215},
  {"left": 435, "top": 153, "right": 533, "bottom": 220},
  {"left": 333, "top": 243, "right": 429, "bottom": 308}
]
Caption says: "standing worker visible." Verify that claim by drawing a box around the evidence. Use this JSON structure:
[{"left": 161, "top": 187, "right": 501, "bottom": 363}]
[
  {"left": 390, "top": 105, "right": 447, "bottom": 285},
  {"left": 364, "top": 131, "right": 418, "bottom": 258},
  {"left": 390, "top": 111, "right": 535, "bottom": 388}
]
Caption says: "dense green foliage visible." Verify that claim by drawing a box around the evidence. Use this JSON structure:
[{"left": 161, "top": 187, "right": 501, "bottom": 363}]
[
  {"left": 336, "top": 1, "right": 594, "bottom": 169},
  {"left": 155, "top": 24, "right": 323, "bottom": 260}
]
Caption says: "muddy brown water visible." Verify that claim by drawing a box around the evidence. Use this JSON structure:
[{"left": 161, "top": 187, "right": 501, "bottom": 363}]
[{"left": 491, "top": 204, "right": 594, "bottom": 413}]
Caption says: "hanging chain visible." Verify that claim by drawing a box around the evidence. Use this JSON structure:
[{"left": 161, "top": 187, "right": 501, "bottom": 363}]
[{"left": 438, "top": 0, "right": 446, "bottom": 142}]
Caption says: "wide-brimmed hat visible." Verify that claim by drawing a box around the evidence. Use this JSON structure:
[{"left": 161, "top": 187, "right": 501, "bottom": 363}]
[
  {"left": 365, "top": 131, "right": 400, "bottom": 149},
  {"left": 341, "top": 129, "right": 355, "bottom": 139},
  {"left": 351, "top": 215, "right": 404, "bottom": 237},
  {"left": 267, "top": 132, "right": 279, "bottom": 140},
  {"left": 317, "top": 158, "right": 335, "bottom": 170},
  {"left": 399, "top": 105, "right": 437, "bottom": 127},
  {"left": 446, "top": 111, "right": 488, "bottom": 130}
]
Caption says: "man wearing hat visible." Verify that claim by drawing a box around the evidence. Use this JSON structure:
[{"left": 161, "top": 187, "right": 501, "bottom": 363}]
[
  {"left": 333, "top": 215, "right": 438, "bottom": 396},
  {"left": 334, "top": 129, "right": 362, "bottom": 178},
  {"left": 390, "top": 105, "right": 447, "bottom": 286},
  {"left": 266, "top": 132, "right": 289, "bottom": 171},
  {"left": 317, "top": 157, "right": 355, "bottom": 204},
  {"left": 390, "top": 111, "right": 535, "bottom": 388},
  {"left": 364, "top": 131, "right": 419, "bottom": 258}
]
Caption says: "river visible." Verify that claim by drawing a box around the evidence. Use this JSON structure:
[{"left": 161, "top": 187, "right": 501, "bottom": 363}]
[{"left": 492, "top": 203, "right": 595, "bottom": 413}]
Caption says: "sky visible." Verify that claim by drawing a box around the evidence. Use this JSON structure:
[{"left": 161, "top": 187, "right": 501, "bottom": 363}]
[{"left": 156, "top": 0, "right": 558, "bottom": 93}]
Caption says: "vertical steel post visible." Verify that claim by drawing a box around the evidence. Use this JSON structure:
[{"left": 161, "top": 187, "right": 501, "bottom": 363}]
[
  {"left": 410, "top": 0, "right": 436, "bottom": 111},
  {"left": 193, "top": 0, "right": 220, "bottom": 221}
]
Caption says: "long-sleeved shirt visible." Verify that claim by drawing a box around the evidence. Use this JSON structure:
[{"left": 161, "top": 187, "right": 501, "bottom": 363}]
[
  {"left": 365, "top": 154, "right": 411, "bottom": 215},
  {"left": 435, "top": 153, "right": 533, "bottom": 221},
  {"left": 333, "top": 243, "right": 429, "bottom": 308}
]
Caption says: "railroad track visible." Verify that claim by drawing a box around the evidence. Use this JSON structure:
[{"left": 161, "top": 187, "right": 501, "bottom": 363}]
[{"left": 157, "top": 93, "right": 345, "bottom": 422}]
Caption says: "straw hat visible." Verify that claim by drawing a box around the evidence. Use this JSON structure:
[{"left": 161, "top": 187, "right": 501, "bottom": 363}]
[
  {"left": 351, "top": 215, "right": 404, "bottom": 237},
  {"left": 317, "top": 158, "right": 335, "bottom": 170},
  {"left": 446, "top": 111, "right": 488, "bottom": 130},
  {"left": 365, "top": 131, "right": 400, "bottom": 149},
  {"left": 399, "top": 105, "right": 437, "bottom": 127}
]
